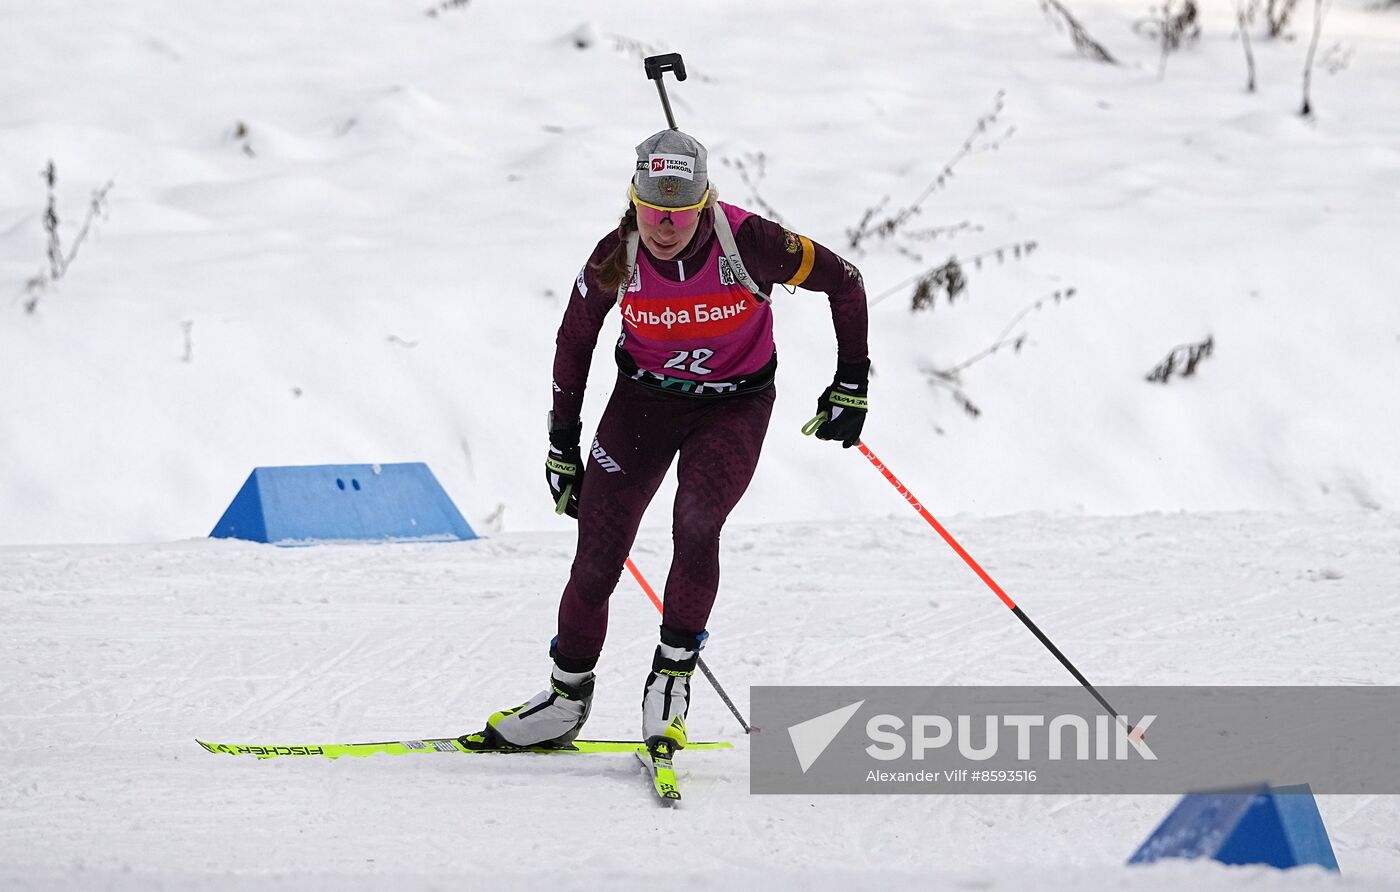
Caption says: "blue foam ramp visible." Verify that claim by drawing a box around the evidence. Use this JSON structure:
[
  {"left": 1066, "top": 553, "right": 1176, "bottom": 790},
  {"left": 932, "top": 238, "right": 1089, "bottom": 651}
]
[
  {"left": 1128, "top": 783, "right": 1338, "bottom": 872},
  {"left": 211, "top": 463, "right": 476, "bottom": 545}
]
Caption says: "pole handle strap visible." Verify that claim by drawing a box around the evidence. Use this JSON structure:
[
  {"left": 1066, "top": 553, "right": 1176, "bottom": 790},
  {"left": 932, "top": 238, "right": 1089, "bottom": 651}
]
[
  {"left": 801, "top": 412, "right": 828, "bottom": 436},
  {"left": 545, "top": 456, "right": 578, "bottom": 476}
]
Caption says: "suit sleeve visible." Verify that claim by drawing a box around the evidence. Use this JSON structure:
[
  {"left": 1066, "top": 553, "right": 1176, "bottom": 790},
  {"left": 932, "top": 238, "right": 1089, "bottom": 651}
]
[
  {"left": 551, "top": 234, "right": 620, "bottom": 425},
  {"left": 735, "top": 214, "right": 869, "bottom": 365}
]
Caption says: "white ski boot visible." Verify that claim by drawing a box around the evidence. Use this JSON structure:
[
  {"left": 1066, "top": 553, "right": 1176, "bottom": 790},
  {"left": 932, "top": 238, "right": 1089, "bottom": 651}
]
[
  {"left": 465, "top": 645, "right": 595, "bottom": 750},
  {"left": 486, "top": 667, "right": 593, "bottom": 748},
  {"left": 641, "top": 627, "right": 706, "bottom": 750}
]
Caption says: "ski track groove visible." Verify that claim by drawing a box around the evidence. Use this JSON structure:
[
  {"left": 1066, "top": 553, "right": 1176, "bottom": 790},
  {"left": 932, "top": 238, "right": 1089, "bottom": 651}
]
[{"left": 221, "top": 627, "right": 383, "bottom": 727}]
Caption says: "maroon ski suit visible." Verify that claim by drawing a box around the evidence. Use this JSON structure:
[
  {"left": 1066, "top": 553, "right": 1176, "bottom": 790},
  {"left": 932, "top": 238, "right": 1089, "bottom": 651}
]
[{"left": 551, "top": 202, "right": 868, "bottom": 664}]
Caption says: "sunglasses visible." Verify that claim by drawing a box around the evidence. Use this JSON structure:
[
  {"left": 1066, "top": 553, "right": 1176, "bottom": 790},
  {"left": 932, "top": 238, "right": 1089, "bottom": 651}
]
[{"left": 630, "top": 184, "right": 710, "bottom": 228}]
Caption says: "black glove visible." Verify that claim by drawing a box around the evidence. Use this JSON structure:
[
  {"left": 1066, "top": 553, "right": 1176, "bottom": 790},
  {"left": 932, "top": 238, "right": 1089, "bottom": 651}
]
[
  {"left": 806, "top": 359, "right": 870, "bottom": 448},
  {"left": 545, "top": 416, "right": 585, "bottom": 518}
]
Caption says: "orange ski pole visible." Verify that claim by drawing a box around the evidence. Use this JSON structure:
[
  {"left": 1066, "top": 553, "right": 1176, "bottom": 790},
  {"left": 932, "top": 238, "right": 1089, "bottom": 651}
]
[{"left": 852, "top": 439, "right": 1132, "bottom": 731}]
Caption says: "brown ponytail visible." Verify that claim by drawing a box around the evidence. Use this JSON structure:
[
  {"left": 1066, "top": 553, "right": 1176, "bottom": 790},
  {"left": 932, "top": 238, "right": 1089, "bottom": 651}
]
[{"left": 591, "top": 204, "right": 638, "bottom": 294}]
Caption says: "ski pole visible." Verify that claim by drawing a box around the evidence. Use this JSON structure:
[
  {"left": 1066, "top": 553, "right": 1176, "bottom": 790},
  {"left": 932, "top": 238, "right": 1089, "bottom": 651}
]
[
  {"left": 854, "top": 439, "right": 1133, "bottom": 731},
  {"left": 624, "top": 556, "right": 752, "bottom": 734},
  {"left": 643, "top": 53, "right": 687, "bottom": 130},
  {"left": 804, "top": 419, "right": 1134, "bottom": 733}
]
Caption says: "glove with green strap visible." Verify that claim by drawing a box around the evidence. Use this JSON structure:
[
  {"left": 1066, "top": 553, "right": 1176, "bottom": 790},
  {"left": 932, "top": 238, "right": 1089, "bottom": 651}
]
[
  {"left": 803, "top": 358, "right": 870, "bottom": 448},
  {"left": 545, "top": 414, "right": 584, "bottom": 518}
]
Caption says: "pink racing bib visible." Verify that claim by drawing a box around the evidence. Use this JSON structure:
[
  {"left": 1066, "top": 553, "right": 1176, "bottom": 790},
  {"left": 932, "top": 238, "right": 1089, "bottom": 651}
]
[{"left": 618, "top": 203, "right": 775, "bottom": 385}]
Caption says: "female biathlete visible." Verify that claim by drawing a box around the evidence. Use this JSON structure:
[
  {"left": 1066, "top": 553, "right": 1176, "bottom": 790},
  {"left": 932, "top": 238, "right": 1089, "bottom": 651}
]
[{"left": 466, "top": 128, "right": 870, "bottom": 751}]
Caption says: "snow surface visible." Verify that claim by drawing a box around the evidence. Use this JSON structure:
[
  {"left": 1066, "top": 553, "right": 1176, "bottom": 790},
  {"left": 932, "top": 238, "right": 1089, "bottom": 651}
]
[
  {"left": 3, "top": 0, "right": 1400, "bottom": 887},
  {"left": 4, "top": 513, "right": 1400, "bottom": 888}
]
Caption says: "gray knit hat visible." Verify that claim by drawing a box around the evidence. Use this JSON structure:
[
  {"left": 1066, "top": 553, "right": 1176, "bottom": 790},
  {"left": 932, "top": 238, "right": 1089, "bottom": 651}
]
[{"left": 632, "top": 129, "right": 709, "bottom": 207}]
